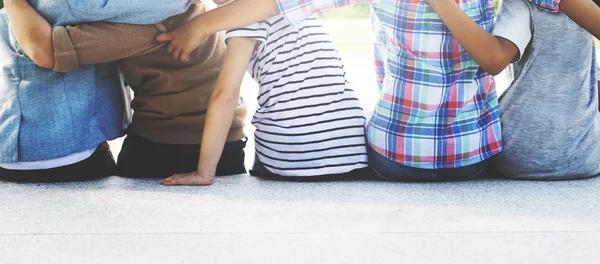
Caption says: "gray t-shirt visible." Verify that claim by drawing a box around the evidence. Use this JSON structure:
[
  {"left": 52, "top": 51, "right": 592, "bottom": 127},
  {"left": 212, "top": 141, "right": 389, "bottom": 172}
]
[{"left": 491, "top": 0, "right": 600, "bottom": 180}]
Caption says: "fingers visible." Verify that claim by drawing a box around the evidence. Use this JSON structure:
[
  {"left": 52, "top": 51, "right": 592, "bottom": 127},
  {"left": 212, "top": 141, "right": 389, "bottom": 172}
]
[
  {"left": 160, "top": 174, "right": 179, "bottom": 186},
  {"left": 179, "top": 52, "right": 191, "bottom": 63},
  {"left": 160, "top": 173, "right": 195, "bottom": 186},
  {"left": 173, "top": 48, "right": 182, "bottom": 61},
  {"left": 159, "top": 33, "right": 188, "bottom": 62},
  {"left": 172, "top": 47, "right": 191, "bottom": 63},
  {"left": 173, "top": 176, "right": 190, "bottom": 186},
  {"left": 156, "top": 33, "right": 172, "bottom": 43},
  {"left": 159, "top": 172, "right": 215, "bottom": 186},
  {"left": 160, "top": 179, "right": 171, "bottom": 185},
  {"left": 157, "top": 31, "right": 195, "bottom": 63}
]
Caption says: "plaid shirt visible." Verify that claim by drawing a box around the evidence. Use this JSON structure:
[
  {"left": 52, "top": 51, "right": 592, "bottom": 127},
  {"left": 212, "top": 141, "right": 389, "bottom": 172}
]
[{"left": 276, "top": 0, "right": 502, "bottom": 169}]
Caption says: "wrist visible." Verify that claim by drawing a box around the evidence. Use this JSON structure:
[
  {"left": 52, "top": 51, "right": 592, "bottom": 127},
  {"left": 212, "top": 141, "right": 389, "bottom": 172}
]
[
  {"left": 197, "top": 168, "right": 216, "bottom": 178},
  {"left": 192, "top": 10, "right": 224, "bottom": 36},
  {"left": 189, "top": 17, "right": 208, "bottom": 35}
]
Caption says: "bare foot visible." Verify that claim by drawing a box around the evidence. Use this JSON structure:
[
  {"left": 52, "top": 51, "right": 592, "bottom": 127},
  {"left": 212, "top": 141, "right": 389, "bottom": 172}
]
[{"left": 160, "top": 171, "right": 215, "bottom": 186}]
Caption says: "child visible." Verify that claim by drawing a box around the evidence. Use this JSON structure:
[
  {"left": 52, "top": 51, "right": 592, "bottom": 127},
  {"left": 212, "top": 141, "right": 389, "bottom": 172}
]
[
  {"left": 427, "top": 0, "right": 600, "bottom": 179},
  {"left": 161, "top": 15, "right": 369, "bottom": 185},
  {"left": 158, "top": 0, "right": 502, "bottom": 183},
  {"left": 8, "top": 1, "right": 249, "bottom": 179},
  {"left": 0, "top": 0, "right": 192, "bottom": 182}
]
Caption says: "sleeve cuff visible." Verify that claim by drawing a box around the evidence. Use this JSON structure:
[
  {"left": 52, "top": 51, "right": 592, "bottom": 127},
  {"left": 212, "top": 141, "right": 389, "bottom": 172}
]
[
  {"left": 52, "top": 27, "right": 80, "bottom": 73},
  {"left": 530, "top": 0, "right": 560, "bottom": 12},
  {"left": 154, "top": 23, "right": 169, "bottom": 33},
  {"left": 276, "top": 0, "right": 315, "bottom": 26}
]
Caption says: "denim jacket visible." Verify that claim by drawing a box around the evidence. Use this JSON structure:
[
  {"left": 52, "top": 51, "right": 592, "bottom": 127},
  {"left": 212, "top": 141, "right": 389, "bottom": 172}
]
[{"left": 0, "top": 0, "right": 192, "bottom": 163}]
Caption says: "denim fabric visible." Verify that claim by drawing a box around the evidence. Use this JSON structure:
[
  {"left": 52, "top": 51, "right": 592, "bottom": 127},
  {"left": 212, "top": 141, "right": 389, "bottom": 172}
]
[
  {"left": 59, "top": 0, "right": 192, "bottom": 25},
  {"left": 0, "top": 0, "right": 192, "bottom": 163},
  {"left": 368, "top": 147, "right": 487, "bottom": 182}
]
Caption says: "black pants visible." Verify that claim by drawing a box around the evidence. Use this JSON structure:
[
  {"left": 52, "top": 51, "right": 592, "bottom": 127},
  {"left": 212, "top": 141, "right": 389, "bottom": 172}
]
[
  {"left": 116, "top": 133, "right": 247, "bottom": 178},
  {"left": 250, "top": 156, "right": 371, "bottom": 181},
  {"left": 0, "top": 142, "right": 116, "bottom": 183}
]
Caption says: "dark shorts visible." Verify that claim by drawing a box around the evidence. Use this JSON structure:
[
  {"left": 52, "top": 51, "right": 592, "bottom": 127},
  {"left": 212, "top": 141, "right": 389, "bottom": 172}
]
[
  {"left": 116, "top": 133, "right": 247, "bottom": 178},
  {"left": 250, "top": 155, "right": 371, "bottom": 181},
  {"left": 368, "top": 146, "right": 487, "bottom": 182},
  {"left": 0, "top": 142, "right": 116, "bottom": 183}
]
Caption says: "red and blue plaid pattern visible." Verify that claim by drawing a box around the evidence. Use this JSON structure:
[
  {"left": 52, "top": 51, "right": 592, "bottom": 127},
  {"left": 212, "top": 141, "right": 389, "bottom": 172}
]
[
  {"left": 276, "top": 0, "right": 502, "bottom": 169},
  {"left": 530, "top": 0, "right": 561, "bottom": 12}
]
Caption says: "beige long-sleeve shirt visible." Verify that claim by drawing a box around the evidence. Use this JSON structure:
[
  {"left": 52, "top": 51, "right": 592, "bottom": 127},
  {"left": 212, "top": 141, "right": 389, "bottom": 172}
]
[{"left": 52, "top": 3, "right": 247, "bottom": 144}]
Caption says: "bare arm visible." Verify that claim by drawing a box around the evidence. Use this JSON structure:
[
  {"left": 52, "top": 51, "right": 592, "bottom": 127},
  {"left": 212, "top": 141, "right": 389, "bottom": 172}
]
[
  {"left": 157, "top": 0, "right": 278, "bottom": 62},
  {"left": 161, "top": 37, "right": 257, "bottom": 186},
  {"left": 4, "top": 0, "right": 170, "bottom": 71},
  {"left": 560, "top": 0, "right": 600, "bottom": 39},
  {"left": 5, "top": 0, "right": 54, "bottom": 68},
  {"left": 427, "top": 0, "right": 519, "bottom": 75},
  {"left": 158, "top": 0, "right": 377, "bottom": 62}
]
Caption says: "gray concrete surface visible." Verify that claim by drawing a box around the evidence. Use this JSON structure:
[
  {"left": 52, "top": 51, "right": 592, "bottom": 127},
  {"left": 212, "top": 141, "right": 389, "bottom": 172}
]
[{"left": 2, "top": 175, "right": 600, "bottom": 263}]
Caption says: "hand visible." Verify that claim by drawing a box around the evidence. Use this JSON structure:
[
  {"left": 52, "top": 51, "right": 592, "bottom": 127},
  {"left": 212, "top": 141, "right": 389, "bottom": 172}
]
[
  {"left": 156, "top": 19, "right": 208, "bottom": 63},
  {"left": 160, "top": 170, "right": 215, "bottom": 186}
]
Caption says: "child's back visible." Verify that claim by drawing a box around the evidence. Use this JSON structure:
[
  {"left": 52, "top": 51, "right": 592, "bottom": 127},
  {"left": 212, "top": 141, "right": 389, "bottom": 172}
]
[
  {"left": 226, "top": 16, "right": 369, "bottom": 177},
  {"left": 367, "top": 0, "right": 502, "bottom": 171},
  {"left": 491, "top": 0, "right": 600, "bottom": 179}
]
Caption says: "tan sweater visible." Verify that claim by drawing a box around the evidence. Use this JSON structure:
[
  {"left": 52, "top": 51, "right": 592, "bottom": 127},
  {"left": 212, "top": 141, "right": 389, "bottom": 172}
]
[{"left": 52, "top": 3, "right": 247, "bottom": 144}]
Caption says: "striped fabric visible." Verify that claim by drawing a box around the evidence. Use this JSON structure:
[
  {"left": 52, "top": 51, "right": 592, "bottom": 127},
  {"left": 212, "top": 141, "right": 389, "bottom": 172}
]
[
  {"left": 226, "top": 16, "right": 369, "bottom": 176},
  {"left": 276, "top": 0, "right": 502, "bottom": 169}
]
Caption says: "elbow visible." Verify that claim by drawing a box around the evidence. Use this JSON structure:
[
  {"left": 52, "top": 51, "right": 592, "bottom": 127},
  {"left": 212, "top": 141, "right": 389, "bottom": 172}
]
[
  {"left": 480, "top": 55, "right": 510, "bottom": 76},
  {"left": 28, "top": 49, "right": 55, "bottom": 69},
  {"left": 482, "top": 63, "right": 506, "bottom": 76},
  {"left": 479, "top": 48, "right": 514, "bottom": 76}
]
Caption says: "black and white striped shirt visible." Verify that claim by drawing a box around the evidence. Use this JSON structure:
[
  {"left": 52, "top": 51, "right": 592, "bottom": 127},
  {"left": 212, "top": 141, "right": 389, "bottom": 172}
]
[{"left": 226, "top": 16, "right": 368, "bottom": 176}]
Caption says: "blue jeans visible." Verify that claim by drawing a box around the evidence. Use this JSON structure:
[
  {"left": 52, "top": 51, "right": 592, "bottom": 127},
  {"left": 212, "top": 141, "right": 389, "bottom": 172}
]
[{"left": 368, "top": 147, "right": 487, "bottom": 182}]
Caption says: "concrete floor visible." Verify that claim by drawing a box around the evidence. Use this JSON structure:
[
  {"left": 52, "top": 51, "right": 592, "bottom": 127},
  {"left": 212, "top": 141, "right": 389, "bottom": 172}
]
[{"left": 2, "top": 174, "right": 600, "bottom": 263}]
